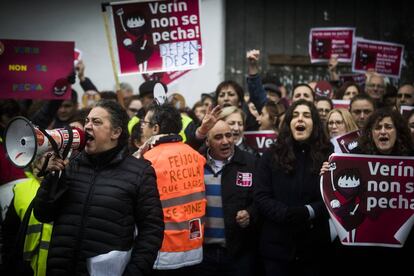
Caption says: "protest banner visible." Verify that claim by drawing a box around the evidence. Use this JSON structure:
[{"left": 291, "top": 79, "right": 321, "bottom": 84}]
[
  {"left": 400, "top": 105, "right": 414, "bottom": 120},
  {"left": 330, "top": 130, "right": 360, "bottom": 153},
  {"left": 142, "top": 69, "right": 190, "bottom": 85},
  {"left": 309, "top": 27, "right": 355, "bottom": 63},
  {"left": 110, "top": 0, "right": 203, "bottom": 75},
  {"left": 332, "top": 99, "right": 350, "bottom": 110},
  {"left": 352, "top": 38, "right": 404, "bottom": 78},
  {"left": 244, "top": 130, "right": 277, "bottom": 155},
  {"left": 338, "top": 73, "right": 366, "bottom": 88},
  {"left": 0, "top": 39, "right": 74, "bottom": 100},
  {"left": 321, "top": 153, "right": 414, "bottom": 247}
]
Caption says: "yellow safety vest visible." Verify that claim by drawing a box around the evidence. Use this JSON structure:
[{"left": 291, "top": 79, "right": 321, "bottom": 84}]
[
  {"left": 144, "top": 142, "right": 206, "bottom": 269},
  {"left": 180, "top": 114, "right": 193, "bottom": 143},
  {"left": 13, "top": 173, "right": 53, "bottom": 276}
]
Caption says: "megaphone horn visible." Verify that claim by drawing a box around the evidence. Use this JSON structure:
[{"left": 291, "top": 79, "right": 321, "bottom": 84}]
[{"left": 4, "top": 116, "right": 86, "bottom": 168}]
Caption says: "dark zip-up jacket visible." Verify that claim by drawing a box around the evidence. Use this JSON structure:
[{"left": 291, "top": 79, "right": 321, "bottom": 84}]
[
  {"left": 204, "top": 147, "right": 259, "bottom": 257},
  {"left": 34, "top": 146, "right": 164, "bottom": 276},
  {"left": 254, "top": 143, "right": 331, "bottom": 262}
]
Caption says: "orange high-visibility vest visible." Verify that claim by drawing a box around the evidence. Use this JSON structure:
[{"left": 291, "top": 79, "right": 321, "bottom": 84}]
[{"left": 144, "top": 141, "right": 206, "bottom": 270}]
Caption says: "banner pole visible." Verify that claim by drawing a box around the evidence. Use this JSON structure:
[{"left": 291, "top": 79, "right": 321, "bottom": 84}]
[{"left": 101, "top": 3, "right": 120, "bottom": 92}]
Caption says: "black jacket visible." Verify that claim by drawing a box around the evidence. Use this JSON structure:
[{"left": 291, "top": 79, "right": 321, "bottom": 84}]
[
  {"left": 205, "top": 147, "right": 259, "bottom": 257},
  {"left": 34, "top": 146, "right": 164, "bottom": 276},
  {"left": 254, "top": 143, "right": 332, "bottom": 262}
]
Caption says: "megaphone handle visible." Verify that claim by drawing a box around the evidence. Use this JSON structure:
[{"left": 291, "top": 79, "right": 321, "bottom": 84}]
[{"left": 61, "top": 126, "right": 73, "bottom": 160}]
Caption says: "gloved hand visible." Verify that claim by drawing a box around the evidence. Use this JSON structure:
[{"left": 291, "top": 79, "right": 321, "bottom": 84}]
[{"left": 286, "top": 206, "right": 309, "bottom": 225}]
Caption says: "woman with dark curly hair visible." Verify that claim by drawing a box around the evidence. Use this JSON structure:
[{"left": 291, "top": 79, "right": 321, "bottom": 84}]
[
  {"left": 322, "top": 108, "right": 414, "bottom": 276},
  {"left": 254, "top": 99, "right": 333, "bottom": 276},
  {"left": 356, "top": 108, "right": 414, "bottom": 156}
]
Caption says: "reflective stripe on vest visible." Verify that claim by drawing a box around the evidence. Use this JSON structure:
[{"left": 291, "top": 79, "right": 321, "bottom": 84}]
[
  {"left": 165, "top": 217, "right": 205, "bottom": 230},
  {"left": 153, "top": 247, "right": 203, "bottom": 270},
  {"left": 144, "top": 142, "right": 206, "bottom": 269},
  {"left": 23, "top": 240, "right": 50, "bottom": 260},
  {"left": 161, "top": 191, "right": 205, "bottom": 208},
  {"left": 14, "top": 177, "right": 53, "bottom": 276},
  {"left": 26, "top": 224, "right": 42, "bottom": 234},
  {"left": 179, "top": 114, "right": 193, "bottom": 143}
]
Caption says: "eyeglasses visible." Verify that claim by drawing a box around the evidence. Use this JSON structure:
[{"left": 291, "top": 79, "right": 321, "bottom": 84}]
[
  {"left": 328, "top": 120, "right": 344, "bottom": 127},
  {"left": 128, "top": 108, "right": 140, "bottom": 113},
  {"left": 140, "top": 120, "right": 152, "bottom": 126}
]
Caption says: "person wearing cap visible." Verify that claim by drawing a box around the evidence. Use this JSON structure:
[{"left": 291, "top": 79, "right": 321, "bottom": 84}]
[{"left": 263, "top": 83, "right": 282, "bottom": 104}]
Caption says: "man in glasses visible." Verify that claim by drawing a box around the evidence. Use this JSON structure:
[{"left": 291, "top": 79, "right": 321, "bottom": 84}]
[{"left": 137, "top": 103, "right": 207, "bottom": 274}]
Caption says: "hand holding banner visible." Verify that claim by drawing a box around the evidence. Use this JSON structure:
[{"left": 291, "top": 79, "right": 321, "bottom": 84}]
[
  {"left": 244, "top": 130, "right": 277, "bottom": 155},
  {"left": 321, "top": 153, "right": 414, "bottom": 247}
]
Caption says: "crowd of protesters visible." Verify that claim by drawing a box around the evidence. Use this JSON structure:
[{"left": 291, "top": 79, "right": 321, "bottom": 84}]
[{"left": 1, "top": 48, "right": 414, "bottom": 276}]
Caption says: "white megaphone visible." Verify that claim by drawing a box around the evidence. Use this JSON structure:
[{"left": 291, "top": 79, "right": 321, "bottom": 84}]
[{"left": 4, "top": 116, "right": 86, "bottom": 168}]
